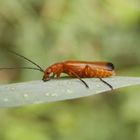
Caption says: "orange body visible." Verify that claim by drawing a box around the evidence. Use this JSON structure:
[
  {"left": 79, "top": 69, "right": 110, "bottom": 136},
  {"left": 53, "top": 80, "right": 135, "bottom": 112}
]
[{"left": 42, "top": 61, "right": 115, "bottom": 81}]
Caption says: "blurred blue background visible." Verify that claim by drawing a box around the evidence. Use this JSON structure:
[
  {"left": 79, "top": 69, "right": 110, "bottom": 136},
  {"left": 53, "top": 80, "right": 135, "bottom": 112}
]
[{"left": 0, "top": 0, "right": 140, "bottom": 140}]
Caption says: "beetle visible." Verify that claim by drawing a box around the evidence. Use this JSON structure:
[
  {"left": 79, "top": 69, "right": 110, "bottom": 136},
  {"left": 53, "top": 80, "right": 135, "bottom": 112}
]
[{"left": 0, "top": 50, "right": 115, "bottom": 89}]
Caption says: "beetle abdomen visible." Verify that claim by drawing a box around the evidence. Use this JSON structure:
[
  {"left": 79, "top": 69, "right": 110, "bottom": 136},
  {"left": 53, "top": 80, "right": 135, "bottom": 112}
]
[{"left": 88, "top": 69, "right": 114, "bottom": 78}]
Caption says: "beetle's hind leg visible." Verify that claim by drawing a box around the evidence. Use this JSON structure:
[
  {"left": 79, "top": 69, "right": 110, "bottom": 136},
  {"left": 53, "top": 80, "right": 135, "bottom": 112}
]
[
  {"left": 99, "top": 78, "right": 113, "bottom": 90},
  {"left": 68, "top": 69, "right": 89, "bottom": 88}
]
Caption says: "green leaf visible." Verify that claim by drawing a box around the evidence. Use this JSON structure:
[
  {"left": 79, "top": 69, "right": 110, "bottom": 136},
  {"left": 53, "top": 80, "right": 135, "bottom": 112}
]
[{"left": 0, "top": 76, "right": 140, "bottom": 107}]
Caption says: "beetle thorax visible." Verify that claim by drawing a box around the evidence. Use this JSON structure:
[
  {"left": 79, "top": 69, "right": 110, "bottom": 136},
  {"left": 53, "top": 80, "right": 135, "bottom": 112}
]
[{"left": 50, "top": 63, "right": 64, "bottom": 73}]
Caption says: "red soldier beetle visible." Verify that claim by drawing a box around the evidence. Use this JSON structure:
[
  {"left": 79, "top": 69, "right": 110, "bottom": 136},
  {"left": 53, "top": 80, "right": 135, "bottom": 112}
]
[{"left": 0, "top": 50, "right": 115, "bottom": 90}]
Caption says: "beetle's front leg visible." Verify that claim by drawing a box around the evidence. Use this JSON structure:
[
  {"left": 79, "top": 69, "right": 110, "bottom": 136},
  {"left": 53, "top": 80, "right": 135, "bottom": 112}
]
[
  {"left": 56, "top": 71, "right": 61, "bottom": 78},
  {"left": 50, "top": 73, "right": 55, "bottom": 78}
]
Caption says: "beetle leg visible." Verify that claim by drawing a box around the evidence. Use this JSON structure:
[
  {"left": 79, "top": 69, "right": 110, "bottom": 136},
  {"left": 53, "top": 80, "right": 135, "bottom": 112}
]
[
  {"left": 50, "top": 73, "right": 55, "bottom": 78},
  {"left": 68, "top": 69, "right": 89, "bottom": 88},
  {"left": 56, "top": 72, "right": 61, "bottom": 78},
  {"left": 99, "top": 78, "right": 113, "bottom": 90}
]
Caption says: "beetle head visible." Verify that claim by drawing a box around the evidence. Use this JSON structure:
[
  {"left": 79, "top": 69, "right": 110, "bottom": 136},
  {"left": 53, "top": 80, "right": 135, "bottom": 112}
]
[{"left": 42, "top": 68, "right": 52, "bottom": 81}]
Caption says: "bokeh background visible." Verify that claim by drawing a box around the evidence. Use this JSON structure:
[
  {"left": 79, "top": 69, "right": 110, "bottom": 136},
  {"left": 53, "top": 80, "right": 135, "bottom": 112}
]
[{"left": 0, "top": 0, "right": 140, "bottom": 140}]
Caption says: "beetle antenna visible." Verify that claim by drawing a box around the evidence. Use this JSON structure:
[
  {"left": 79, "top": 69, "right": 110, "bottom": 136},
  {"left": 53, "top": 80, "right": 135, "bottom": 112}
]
[
  {"left": 7, "top": 49, "right": 44, "bottom": 72},
  {"left": 0, "top": 67, "right": 43, "bottom": 72}
]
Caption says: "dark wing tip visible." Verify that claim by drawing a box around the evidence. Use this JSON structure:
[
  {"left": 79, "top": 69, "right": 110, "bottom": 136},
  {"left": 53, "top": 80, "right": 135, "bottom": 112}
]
[{"left": 107, "top": 63, "right": 115, "bottom": 70}]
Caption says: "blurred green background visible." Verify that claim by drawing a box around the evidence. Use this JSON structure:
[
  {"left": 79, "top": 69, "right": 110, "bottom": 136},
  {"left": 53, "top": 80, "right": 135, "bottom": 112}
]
[{"left": 0, "top": 0, "right": 140, "bottom": 140}]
